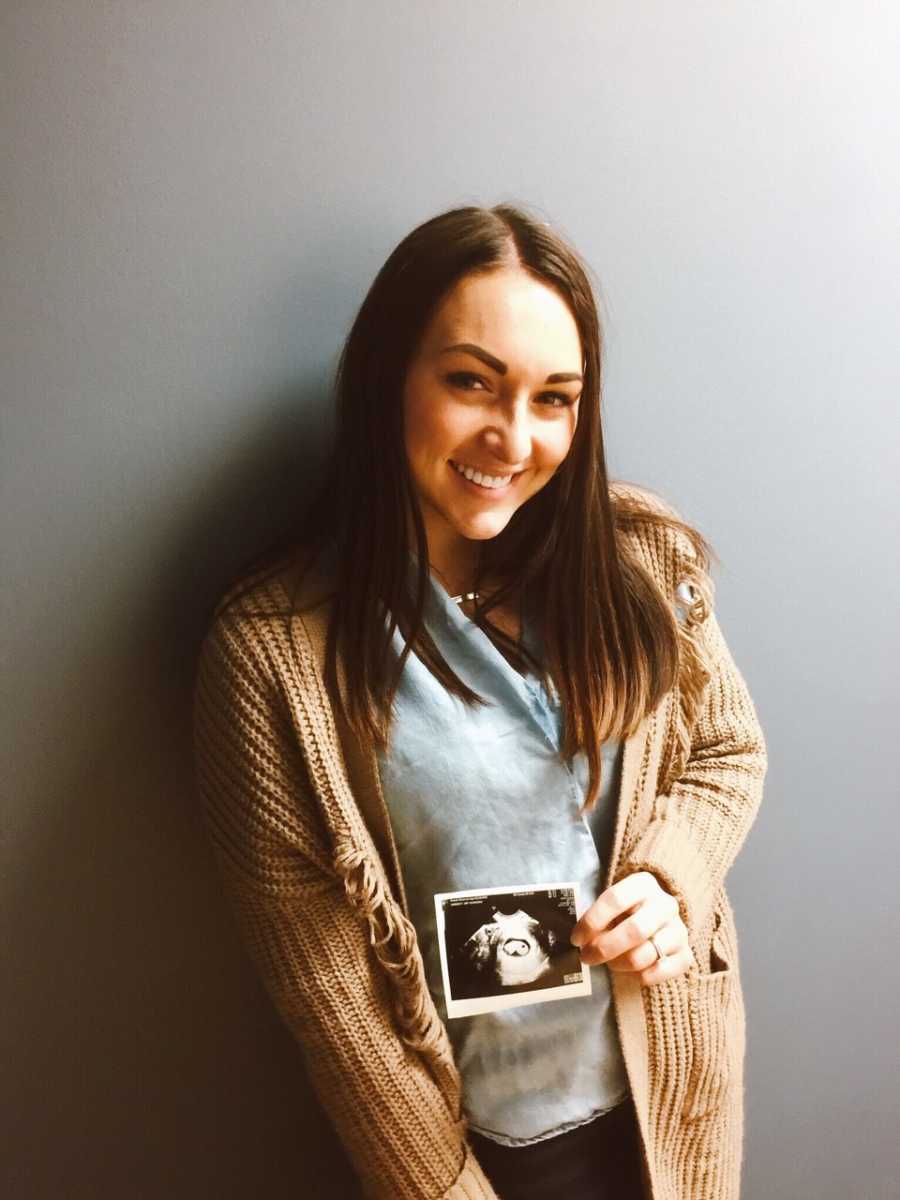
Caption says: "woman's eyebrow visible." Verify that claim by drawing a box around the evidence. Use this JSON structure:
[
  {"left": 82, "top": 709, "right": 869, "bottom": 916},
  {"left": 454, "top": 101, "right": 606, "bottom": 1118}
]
[{"left": 439, "top": 342, "right": 583, "bottom": 384}]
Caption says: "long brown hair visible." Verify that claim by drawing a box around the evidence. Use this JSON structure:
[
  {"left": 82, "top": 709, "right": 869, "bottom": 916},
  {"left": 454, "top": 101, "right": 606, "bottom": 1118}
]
[{"left": 211, "top": 203, "right": 716, "bottom": 814}]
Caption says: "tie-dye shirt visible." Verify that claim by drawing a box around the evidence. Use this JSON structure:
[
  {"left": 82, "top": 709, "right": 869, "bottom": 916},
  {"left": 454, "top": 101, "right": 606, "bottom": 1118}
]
[{"left": 369, "top": 550, "right": 630, "bottom": 1146}]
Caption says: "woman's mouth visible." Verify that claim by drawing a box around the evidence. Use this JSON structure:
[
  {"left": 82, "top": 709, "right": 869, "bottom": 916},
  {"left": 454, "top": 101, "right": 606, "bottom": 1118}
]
[{"left": 448, "top": 459, "right": 521, "bottom": 497}]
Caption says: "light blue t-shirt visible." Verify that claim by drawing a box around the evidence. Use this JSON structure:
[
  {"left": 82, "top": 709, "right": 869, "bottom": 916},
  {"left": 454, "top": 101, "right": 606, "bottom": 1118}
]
[{"left": 368, "top": 551, "right": 631, "bottom": 1146}]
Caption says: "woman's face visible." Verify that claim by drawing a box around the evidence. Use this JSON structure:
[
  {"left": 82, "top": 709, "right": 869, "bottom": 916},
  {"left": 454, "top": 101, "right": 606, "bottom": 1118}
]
[{"left": 402, "top": 267, "right": 583, "bottom": 575}]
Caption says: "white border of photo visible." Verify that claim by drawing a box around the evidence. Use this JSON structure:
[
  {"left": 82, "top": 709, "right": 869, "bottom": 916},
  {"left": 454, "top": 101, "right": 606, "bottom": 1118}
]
[{"left": 433, "top": 881, "right": 592, "bottom": 1019}]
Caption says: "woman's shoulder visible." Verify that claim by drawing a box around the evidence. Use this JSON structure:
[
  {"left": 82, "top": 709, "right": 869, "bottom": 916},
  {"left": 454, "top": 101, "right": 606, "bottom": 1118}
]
[
  {"left": 211, "top": 541, "right": 335, "bottom": 620},
  {"left": 609, "top": 479, "right": 716, "bottom": 624},
  {"left": 611, "top": 478, "right": 687, "bottom": 547},
  {"left": 609, "top": 477, "right": 676, "bottom": 513},
  {"left": 200, "top": 544, "right": 336, "bottom": 684},
  {"left": 609, "top": 478, "right": 691, "bottom": 536}
]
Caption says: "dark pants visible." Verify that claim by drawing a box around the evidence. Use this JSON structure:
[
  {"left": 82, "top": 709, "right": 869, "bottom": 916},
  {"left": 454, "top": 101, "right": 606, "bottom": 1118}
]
[{"left": 468, "top": 1093, "right": 646, "bottom": 1200}]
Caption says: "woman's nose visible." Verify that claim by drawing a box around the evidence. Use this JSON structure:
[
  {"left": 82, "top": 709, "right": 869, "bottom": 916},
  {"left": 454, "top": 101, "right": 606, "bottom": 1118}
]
[{"left": 483, "top": 401, "right": 533, "bottom": 466}]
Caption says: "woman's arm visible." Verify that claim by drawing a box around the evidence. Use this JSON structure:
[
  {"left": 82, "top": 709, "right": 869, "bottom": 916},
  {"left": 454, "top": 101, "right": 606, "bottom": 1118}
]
[
  {"left": 192, "top": 615, "right": 497, "bottom": 1200},
  {"left": 613, "top": 606, "right": 768, "bottom": 938}
]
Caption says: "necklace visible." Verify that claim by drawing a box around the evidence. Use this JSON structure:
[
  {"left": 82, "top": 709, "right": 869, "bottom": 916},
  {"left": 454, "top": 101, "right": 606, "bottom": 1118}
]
[
  {"left": 429, "top": 562, "right": 481, "bottom": 606},
  {"left": 433, "top": 567, "right": 527, "bottom": 662}
]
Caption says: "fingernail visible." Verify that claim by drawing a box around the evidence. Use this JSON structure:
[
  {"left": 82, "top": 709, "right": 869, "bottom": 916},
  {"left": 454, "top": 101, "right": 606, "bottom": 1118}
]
[{"left": 570, "top": 931, "right": 583, "bottom": 947}]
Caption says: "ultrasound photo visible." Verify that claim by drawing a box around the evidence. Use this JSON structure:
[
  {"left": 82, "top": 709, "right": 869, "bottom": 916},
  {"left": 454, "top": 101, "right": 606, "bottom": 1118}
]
[{"left": 434, "top": 882, "right": 591, "bottom": 1018}]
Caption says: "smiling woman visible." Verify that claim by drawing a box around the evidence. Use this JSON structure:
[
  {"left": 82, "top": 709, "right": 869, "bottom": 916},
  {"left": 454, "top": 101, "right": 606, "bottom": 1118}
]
[
  {"left": 192, "top": 202, "right": 767, "bottom": 1200},
  {"left": 401, "top": 266, "right": 584, "bottom": 592}
]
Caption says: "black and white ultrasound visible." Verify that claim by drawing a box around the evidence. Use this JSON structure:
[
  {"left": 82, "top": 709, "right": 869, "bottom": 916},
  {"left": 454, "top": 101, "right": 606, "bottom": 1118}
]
[{"left": 434, "top": 882, "right": 592, "bottom": 1018}]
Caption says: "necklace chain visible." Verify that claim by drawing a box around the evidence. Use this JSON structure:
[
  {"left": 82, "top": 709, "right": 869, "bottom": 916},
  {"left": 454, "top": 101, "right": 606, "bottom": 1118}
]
[{"left": 429, "top": 563, "right": 481, "bottom": 606}]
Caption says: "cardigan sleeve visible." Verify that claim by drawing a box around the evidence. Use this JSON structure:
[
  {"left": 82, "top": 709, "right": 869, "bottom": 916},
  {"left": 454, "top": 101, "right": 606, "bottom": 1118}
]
[
  {"left": 191, "top": 614, "right": 498, "bottom": 1200},
  {"left": 613, "top": 605, "right": 768, "bottom": 937}
]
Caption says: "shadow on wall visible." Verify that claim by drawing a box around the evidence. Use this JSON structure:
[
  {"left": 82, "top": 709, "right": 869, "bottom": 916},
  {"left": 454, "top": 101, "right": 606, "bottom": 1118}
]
[{"left": 6, "top": 377, "right": 362, "bottom": 1198}]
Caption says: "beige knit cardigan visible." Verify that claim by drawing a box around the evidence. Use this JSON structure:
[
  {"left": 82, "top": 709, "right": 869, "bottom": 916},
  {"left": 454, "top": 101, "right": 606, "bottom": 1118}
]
[{"left": 191, "top": 485, "right": 768, "bottom": 1200}]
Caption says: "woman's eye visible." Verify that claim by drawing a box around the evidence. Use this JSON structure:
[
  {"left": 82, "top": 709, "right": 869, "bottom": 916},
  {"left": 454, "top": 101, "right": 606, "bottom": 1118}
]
[
  {"left": 446, "top": 371, "right": 486, "bottom": 390},
  {"left": 446, "top": 372, "right": 576, "bottom": 408}
]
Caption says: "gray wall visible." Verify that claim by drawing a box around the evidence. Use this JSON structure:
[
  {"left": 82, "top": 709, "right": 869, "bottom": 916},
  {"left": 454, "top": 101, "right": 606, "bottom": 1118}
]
[{"left": 4, "top": 3, "right": 898, "bottom": 1197}]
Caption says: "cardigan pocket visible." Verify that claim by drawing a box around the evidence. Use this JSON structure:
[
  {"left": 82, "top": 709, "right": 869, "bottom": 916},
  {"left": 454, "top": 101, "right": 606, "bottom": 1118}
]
[{"left": 682, "top": 907, "right": 739, "bottom": 1123}]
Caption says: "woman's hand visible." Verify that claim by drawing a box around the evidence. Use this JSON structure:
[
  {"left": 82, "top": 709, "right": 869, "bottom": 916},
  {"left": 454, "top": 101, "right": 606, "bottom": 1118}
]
[{"left": 570, "top": 871, "right": 696, "bottom": 987}]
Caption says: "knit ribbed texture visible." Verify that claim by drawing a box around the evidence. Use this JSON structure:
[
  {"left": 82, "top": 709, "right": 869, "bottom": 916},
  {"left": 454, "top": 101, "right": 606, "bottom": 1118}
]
[{"left": 191, "top": 484, "right": 767, "bottom": 1200}]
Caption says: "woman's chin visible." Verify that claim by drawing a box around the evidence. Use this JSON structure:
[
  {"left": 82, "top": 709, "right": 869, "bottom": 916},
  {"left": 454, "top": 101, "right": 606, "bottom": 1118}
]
[{"left": 449, "top": 509, "right": 514, "bottom": 541}]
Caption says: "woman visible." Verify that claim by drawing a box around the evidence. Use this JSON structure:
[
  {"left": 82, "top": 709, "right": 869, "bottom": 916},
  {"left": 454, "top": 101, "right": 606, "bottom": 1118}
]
[{"left": 192, "top": 204, "right": 767, "bottom": 1200}]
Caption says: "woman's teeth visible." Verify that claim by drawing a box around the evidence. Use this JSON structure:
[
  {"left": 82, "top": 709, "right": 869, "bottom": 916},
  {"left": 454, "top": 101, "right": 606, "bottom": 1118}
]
[{"left": 450, "top": 460, "right": 514, "bottom": 489}]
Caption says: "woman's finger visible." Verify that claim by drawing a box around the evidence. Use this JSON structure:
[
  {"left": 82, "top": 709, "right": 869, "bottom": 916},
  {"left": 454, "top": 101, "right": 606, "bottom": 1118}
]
[
  {"left": 577, "top": 890, "right": 679, "bottom": 967},
  {"left": 571, "top": 870, "right": 664, "bottom": 948},
  {"left": 636, "top": 944, "right": 697, "bottom": 988},
  {"left": 605, "top": 919, "right": 688, "bottom": 974}
]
